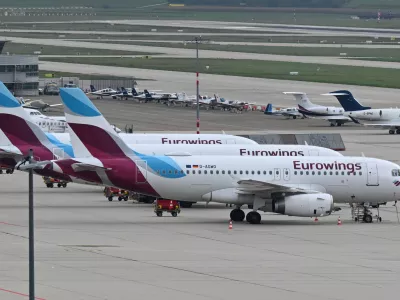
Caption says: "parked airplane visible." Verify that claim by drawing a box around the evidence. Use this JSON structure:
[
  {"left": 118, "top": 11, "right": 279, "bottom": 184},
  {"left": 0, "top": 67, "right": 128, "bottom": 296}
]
[
  {"left": 17, "top": 97, "right": 63, "bottom": 112},
  {"left": 87, "top": 85, "right": 120, "bottom": 99},
  {"left": 285, "top": 92, "right": 351, "bottom": 126},
  {"left": 36, "top": 87, "right": 400, "bottom": 224},
  {"left": 25, "top": 108, "right": 68, "bottom": 133},
  {"left": 264, "top": 103, "right": 302, "bottom": 119},
  {"left": 325, "top": 90, "right": 400, "bottom": 134}
]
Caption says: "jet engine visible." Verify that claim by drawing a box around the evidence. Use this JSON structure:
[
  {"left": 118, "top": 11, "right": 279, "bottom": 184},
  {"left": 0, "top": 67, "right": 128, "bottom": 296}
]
[{"left": 272, "top": 193, "right": 334, "bottom": 217}]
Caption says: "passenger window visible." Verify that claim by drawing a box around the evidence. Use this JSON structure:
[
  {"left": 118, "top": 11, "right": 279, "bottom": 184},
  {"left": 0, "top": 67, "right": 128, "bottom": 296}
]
[
  {"left": 306, "top": 171, "right": 309, "bottom": 175},
  {"left": 210, "top": 170, "right": 213, "bottom": 174},
  {"left": 336, "top": 171, "right": 338, "bottom": 175},
  {"left": 257, "top": 171, "right": 260, "bottom": 175},
  {"left": 324, "top": 171, "right": 327, "bottom": 175},
  {"left": 174, "top": 170, "right": 178, "bottom": 174},
  {"left": 198, "top": 170, "right": 202, "bottom": 174},
  {"left": 342, "top": 171, "right": 345, "bottom": 175},
  {"left": 269, "top": 171, "right": 272, "bottom": 175},
  {"left": 318, "top": 171, "right": 321, "bottom": 175},
  {"left": 263, "top": 171, "right": 266, "bottom": 175},
  {"left": 300, "top": 171, "right": 303, "bottom": 175},
  {"left": 359, "top": 172, "right": 362, "bottom": 175},
  {"left": 239, "top": 171, "right": 243, "bottom": 175},
  {"left": 294, "top": 171, "right": 297, "bottom": 175},
  {"left": 157, "top": 170, "right": 160, "bottom": 174},
  {"left": 245, "top": 171, "right": 249, "bottom": 175},
  {"left": 169, "top": 170, "right": 172, "bottom": 174},
  {"left": 216, "top": 171, "right": 219, "bottom": 174},
  {"left": 192, "top": 170, "right": 195, "bottom": 174},
  {"left": 285, "top": 170, "right": 288, "bottom": 175},
  {"left": 228, "top": 171, "right": 231, "bottom": 174},
  {"left": 233, "top": 171, "right": 237, "bottom": 175},
  {"left": 251, "top": 171, "right": 254, "bottom": 175},
  {"left": 186, "top": 170, "right": 189, "bottom": 174},
  {"left": 329, "top": 171, "right": 333, "bottom": 175},
  {"left": 162, "top": 170, "right": 166, "bottom": 174},
  {"left": 312, "top": 171, "right": 315, "bottom": 175},
  {"left": 222, "top": 171, "right": 225, "bottom": 174}
]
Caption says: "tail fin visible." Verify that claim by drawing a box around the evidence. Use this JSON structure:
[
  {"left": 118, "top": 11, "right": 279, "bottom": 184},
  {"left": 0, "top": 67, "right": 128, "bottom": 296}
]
[
  {"left": 90, "top": 85, "right": 96, "bottom": 92},
  {"left": 264, "top": 103, "right": 273, "bottom": 114},
  {"left": 59, "top": 88, "right": 133, "bottom": 159},
  {"left": 0, "top": 82, "right": 73, "bottom": 161},
  {"left": 132, "top": 87, "right": 138, "bottom": 96},
  {"left": 121, "top": 87, "right": 128, "bottom": 95},
  {"left": 283, "top": 92, "right": 315, "bottom": 109},
  {"left": 323, "top": 90, "right": 371, "bottom": 111}
]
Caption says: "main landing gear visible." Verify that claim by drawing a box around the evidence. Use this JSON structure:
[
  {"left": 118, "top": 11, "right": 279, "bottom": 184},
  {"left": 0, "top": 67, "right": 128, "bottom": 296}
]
[
  {"left": 230, "top": 208, "right": 262, "bottom": 224},
  {"left": 389, "top": 129, "right": 400, "bottom": 134}
]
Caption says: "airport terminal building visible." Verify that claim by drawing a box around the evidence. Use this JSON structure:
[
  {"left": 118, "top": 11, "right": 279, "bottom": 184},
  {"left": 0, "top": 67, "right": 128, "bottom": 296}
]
[{"left": 0, "top": 42, "right": 39, "bottom": 96}]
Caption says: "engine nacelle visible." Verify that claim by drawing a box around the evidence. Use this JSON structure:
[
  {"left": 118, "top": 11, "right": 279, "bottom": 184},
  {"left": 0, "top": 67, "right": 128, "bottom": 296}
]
[{"left": 273, "top": 193, "right": 333, "bottom": 217}]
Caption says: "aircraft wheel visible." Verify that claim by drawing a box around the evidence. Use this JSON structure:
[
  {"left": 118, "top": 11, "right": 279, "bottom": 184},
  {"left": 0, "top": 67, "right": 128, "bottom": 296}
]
[
  {"left": 246, "top": 211, "right": 261, "bottom": 224},
  {"left": 292, "top": 116, "right": 297, "bottom": 120},
  {"left": 230, "top": 209, "right": 245, "bottom": 222},
  {"left": 337, "top": 123, "right": 342, "bottom": 127},
  {"left": 0, "top": 170, "right": 3, "bottom": 174},
  {"left": 363, "top": 214, "right": 373, "bottom": 223},
  {"left": 389, "top": 129, "right": 395, "bottom": 134},
  {"left": 330, "top": 123, "right": 335, "bottom": 127},
  {"left": 396, "top": 129, "right": 400, "bottom": 134},
  {"left": 108, "top": 196, "right": 113, "bottom": 201}
]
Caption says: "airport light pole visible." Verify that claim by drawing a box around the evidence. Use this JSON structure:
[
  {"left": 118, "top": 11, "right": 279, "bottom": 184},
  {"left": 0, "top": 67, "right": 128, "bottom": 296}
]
[
  {"left": 186, "top": 36, "right": 208, "bottom": 134},
  {"left": 28, "top": 149, "right": 35, "bottom": 300}
]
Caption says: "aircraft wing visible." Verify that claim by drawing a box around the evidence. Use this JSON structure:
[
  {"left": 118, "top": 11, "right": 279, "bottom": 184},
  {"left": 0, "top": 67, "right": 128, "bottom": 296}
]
[
  {"left": 236, "top": 179, "right": 320, "bottom": 197},
  {"left": 49, "top": 104, "right": 63, "bottom": 107},
  {"left": 0, "top": 148, "right": 21, "bottom": 157}
]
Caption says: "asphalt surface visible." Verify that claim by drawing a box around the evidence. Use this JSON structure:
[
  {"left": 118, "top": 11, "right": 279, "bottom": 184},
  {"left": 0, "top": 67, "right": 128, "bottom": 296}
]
[{"left": 1, "top": 171, "right": 400, "bottom": 300}]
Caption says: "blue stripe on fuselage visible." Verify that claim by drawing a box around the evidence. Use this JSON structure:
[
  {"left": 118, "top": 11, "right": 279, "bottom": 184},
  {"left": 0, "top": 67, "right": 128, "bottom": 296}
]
[{"left": 133, "top": 150, "right": 185, "bottom": 179}]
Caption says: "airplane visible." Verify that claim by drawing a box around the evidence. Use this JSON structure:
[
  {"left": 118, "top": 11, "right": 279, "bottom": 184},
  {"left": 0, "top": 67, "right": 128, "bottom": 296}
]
[
  {"left": 30, "top": 87, "right": 400, "bottom": 224},
  {"left": 0, "top": 82, "right": 341, "bottom": 167},
  {"left": 87, "top": 85, "right": 120, "bottom": 99},
  {"left": 25, "top": 108, "right": 68, "bottom": 133},
  {"left": 325, "top": 90, "right": 400, "bottom": 135},
  {"left": 17, "top": 97, "right": 63, "bottom": 112},
  {"left": 285, "top": 92, "right": 351, "bottom": 126},
  {"left": 264, "top": 103, "right": 302, "bottom": 119}
]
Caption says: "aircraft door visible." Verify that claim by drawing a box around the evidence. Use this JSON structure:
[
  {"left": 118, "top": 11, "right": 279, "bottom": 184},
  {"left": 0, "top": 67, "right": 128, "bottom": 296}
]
[
  {"left": 283, "top": 168, "right": 290, "bottom": 181},
  {"left": 366, "top": 163, "right": 379, "bottom": 186},
  {"left": 135, "top": 160, "right": 147, "bottom": 183},
  {"left": 52, "top": 147, "right": 64, "bottom": 160},
  {"left": 308, "top": 149, "right": 319, "bottom": 156},
  {"left": 274, "top": 168, "right": 281, "bottom": 181}
]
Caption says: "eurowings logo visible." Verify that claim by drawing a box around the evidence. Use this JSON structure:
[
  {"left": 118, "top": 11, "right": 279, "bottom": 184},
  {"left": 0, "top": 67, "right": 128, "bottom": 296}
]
[{"left": 393, "top": 180, "right": 400, "bottom": 186}]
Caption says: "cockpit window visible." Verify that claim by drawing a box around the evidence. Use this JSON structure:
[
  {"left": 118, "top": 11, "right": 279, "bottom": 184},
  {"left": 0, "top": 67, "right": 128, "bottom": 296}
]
[{"left": 392, "top": 169, "right": 400, "bottom": 176}]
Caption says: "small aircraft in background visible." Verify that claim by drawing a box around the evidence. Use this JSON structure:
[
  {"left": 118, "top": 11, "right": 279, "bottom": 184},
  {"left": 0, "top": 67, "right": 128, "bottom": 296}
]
[
  {"left": 326, "top": 90, "right": 400, "bottom": 134},
  {"left": 264, "top": 103, "right": 302, "bottom": 119},
  {"left": 17, "top": 97, "right": 63, "bottom": 112},
  {"left": 284, "top": 92, "right": 351, "bottom": 126},
  {"left": 87, "top": 85, "right": 120, "bottom": 99}
]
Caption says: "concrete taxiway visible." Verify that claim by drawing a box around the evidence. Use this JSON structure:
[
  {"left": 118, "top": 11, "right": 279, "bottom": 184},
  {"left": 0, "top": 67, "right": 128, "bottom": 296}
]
[{"left": 1, "top": 170, "right": 400, "bottom": 300}]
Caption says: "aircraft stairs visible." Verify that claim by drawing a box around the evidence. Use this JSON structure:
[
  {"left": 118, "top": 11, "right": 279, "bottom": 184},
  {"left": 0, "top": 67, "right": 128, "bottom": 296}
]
[{"left": 351, "top": 203, "right": 382, "bottom": 223}]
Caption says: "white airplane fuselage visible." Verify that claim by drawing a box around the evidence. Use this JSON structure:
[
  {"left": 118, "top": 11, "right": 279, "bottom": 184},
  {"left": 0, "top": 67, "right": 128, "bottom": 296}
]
[
  {"left": 54, "top": 156, "right": 400, "bottom": 208},
  {"left": 347, "top": 108, "right": 400, "bottom": 121}
]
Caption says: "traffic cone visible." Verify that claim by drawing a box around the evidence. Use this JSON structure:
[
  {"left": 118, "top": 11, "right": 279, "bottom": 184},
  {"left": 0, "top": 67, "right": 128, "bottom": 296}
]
[
  {"left": 314, "top": 217, "right": 318, "bottom": 222},
  {"left": 337, "top": 216, "right": 342, "bottom": 226},
  {"left": 229, "top": 220, "right": 233, "bottom": 229}
]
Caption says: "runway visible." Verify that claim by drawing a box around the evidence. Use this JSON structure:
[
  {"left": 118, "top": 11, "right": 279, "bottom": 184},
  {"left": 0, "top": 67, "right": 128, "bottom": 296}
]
[{"left": 40, "top": 61, "right": 400, "bottom": 108}]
